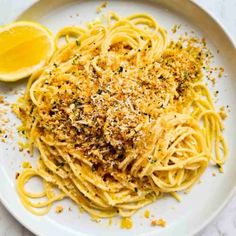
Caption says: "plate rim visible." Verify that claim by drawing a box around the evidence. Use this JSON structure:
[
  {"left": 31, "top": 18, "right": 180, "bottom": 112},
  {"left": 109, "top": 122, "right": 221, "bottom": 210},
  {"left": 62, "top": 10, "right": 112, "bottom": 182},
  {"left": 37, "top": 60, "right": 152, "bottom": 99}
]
[{"left": 0, "top": 0, "right": 236, "bottom": 236}]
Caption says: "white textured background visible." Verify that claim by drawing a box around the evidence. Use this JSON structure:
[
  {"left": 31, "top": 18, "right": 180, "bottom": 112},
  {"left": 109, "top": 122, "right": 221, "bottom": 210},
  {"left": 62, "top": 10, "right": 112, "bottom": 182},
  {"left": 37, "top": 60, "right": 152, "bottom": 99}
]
[{"left": 0, "top": 0, "right": 236, "bottom": 235}]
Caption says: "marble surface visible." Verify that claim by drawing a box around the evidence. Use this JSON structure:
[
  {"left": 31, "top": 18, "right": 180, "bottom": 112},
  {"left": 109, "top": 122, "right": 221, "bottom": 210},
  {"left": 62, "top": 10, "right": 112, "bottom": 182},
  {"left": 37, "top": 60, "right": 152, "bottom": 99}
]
[{"left": 0, "top": 0, "right": 235, "bottom": 236}]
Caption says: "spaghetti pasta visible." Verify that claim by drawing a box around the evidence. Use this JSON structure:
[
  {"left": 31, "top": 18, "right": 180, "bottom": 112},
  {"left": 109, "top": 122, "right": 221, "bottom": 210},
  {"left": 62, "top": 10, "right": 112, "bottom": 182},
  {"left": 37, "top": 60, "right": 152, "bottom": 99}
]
[{"left": 13, "top": 12, "right": 227, "bottom": 218}]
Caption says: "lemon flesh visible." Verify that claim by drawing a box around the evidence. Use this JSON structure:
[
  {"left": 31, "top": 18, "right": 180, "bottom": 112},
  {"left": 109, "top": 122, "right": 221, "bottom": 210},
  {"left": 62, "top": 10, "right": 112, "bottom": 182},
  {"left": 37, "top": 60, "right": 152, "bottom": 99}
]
[{"left": 0, "top": 21, "right": 54, "bottom": 82}]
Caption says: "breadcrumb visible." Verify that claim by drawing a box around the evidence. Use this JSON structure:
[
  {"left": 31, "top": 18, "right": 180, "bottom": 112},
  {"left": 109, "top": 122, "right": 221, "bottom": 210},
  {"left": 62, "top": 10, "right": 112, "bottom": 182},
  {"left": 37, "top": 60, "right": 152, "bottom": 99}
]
[
  {"left": 15, "top": 172, "right": 20, "bottom": 179},
  {"left": 96, "top": 2, "right": 107, "bottom": 13},
  {"left": 0, "top": 96, "right": 4, "bottom": 104},
  {"left": 144, "top": 209, "right": 150, "bottom": 218},
  {"left": 218, "top": 67, "right": 224, "bottom": 78},
  {"left": 120, "top": 217, "right": 133, "bottom": 229},
  {"left": 219, "top": 106, "right": 227, "bottom": 120},
  {"left": 171, "top": 24, "right": 181, "bottom": 34},
  {"left": 22, "top": 162, "right": 32, "bottom": 169},
  {"left": 55, "top": 206, "right": 63, "bottom": 213},
  {"left": 151, "top": 218, "right": 166, "bottom": 227}
]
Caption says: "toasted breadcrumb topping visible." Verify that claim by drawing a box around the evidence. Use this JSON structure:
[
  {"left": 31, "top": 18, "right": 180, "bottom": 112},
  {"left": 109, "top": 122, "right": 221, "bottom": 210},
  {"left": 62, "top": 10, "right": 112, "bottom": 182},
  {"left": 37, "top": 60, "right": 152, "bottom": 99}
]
[{"left": 14, "top": 36, "right": 214, "bottom": 187}]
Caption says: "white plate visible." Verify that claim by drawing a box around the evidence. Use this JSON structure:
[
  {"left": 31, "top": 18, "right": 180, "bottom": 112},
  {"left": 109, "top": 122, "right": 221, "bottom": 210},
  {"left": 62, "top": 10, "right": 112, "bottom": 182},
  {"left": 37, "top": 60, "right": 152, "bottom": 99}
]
[{"left": 0, "top": 0, "right": 236, "bottom": 236}]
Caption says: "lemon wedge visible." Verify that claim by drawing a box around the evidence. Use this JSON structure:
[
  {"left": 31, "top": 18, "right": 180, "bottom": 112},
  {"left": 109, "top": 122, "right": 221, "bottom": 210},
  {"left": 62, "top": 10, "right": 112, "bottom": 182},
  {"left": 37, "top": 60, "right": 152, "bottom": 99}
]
[{"left": 0, "top": 21, "right": 54, "bottom": 82}]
